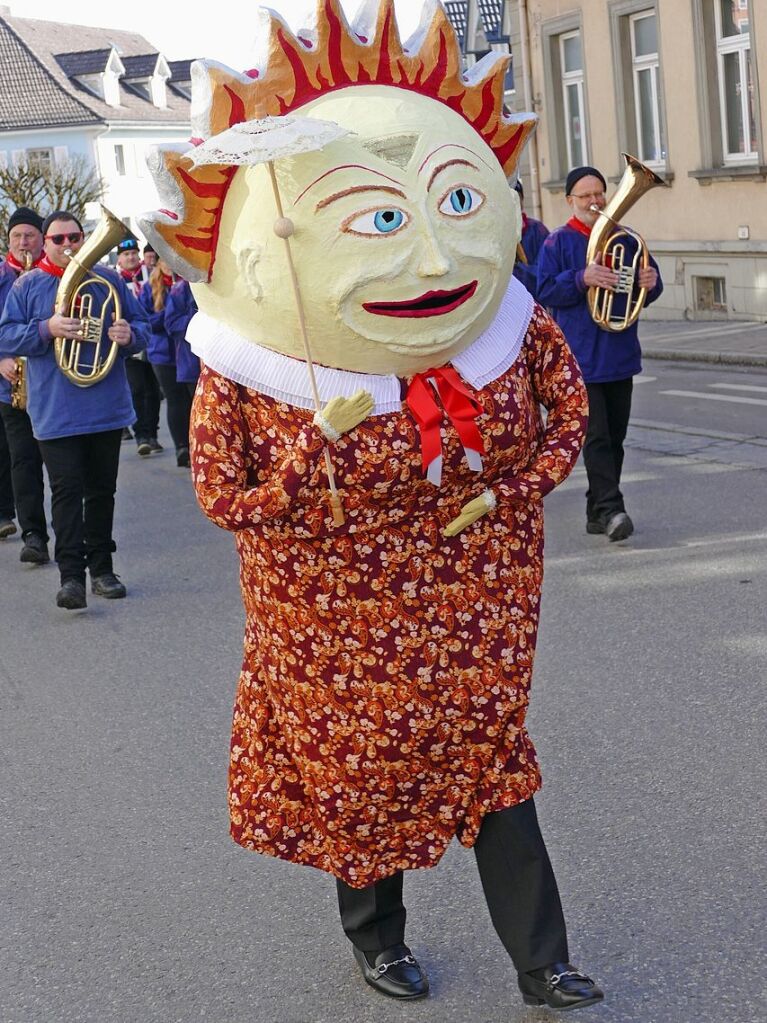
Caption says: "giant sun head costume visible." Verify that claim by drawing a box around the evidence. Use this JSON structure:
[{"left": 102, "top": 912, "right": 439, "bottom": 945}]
[{"left": 140, "top": 0, "right": 536, "bottom": 378}]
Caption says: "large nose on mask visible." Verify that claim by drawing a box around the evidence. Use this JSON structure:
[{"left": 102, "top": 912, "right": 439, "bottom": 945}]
[{"left": 416, "top": 218, "right": 451, "bottom": 279}]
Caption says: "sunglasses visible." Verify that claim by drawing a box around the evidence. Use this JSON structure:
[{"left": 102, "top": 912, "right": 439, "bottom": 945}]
[{"left": 45, "top": 232, "right": 83, "bottom": 244}]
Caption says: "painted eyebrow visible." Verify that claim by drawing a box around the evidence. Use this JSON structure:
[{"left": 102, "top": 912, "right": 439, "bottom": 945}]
[
  {"left": 293, "top": 164, "right": 404, "bottom": 205},
  {"left": 418, "top": 143, "right": 494, "bottom": 175},
  {"left": 427, "top": 159, "right": 481, "bottom": 192},
  {"left": 316, "top": 184, "right": 407, "bottom": 211}
]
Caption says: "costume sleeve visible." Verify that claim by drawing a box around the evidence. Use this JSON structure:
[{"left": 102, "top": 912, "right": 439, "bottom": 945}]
[
  {"left": 494, "top": 308, "right": 588, "bottom": 506},
  {"left": 536, "top": 233, "right": 587, "bottom": 309},
  {"left": 191, "top": 367, "right": 326, "bottom": 531}
]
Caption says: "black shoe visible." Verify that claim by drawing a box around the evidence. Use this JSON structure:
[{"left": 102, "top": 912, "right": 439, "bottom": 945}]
[
  {"left": 352, "top": 944, "right": 429, "bottom": 1001},
  {"left": 136, "top": 438, "right": 151, "bottom": 456},
  {"left": 586, "top": 519, "right": 605, "bottom": 535},
  {"left": 56, "top": 579, "right": 87, "bottom": 609},
  {"left": 91, "top": 573, "right": 127, "bottom": 599},
  {"left": 148, "top": 437, "right": 163, "bottom": 453},
  {"left": 20, "top": 534, "right": 50, "bottom": 564},
  {"left": 518, "top": 962, "right": 604, "bottom": 1011},
  {"left": 0, "top": 516, "right": 17, "bottom": 539},
  {"left": 606, "top": 511, "right": 634, "bottom": 541},
  {"left": 122, "top": 426, "right": 134, "bottom": 441},
  {"left": 176, "top": 446, "right": 190, "bottom": 467}
]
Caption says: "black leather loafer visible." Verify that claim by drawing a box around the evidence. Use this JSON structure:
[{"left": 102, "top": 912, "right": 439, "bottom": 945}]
[
  {"left": 91, "top": 573, "right": 127, "bottom": 599},
  {"left": 56, "top": 579, "right": 87, "bottom": 610},
  {"left": 518, "top": 962, "right": 604, "bottom": 1011},
  {"left": 352, "top": 943, "right": 429, "bottom": 1000},
  {"left": 606, "top": 511, "right": 633, "bottom": 541}
]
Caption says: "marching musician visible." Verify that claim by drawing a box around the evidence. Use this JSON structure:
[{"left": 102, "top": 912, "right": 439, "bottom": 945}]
[
  {"left": 512, "top": 180, "right": 549, "bottom": 302},
  {"left": 0, "top": 207, "right": 49, "bottom": 563},
  {"left": 117, "top": 237, "right": 162, "bottom": 457},
  {"left": 537, "top": 166, "right": 663, "bottom": 541},
  {"left": 139, "top": 260, "right": 194, "bottom": 467},
  {"left": 163, "top": 278, "right": 200, "bottom": 397},
  {"left": 0, "top": 210, "right": 150, "bottom": 610}
]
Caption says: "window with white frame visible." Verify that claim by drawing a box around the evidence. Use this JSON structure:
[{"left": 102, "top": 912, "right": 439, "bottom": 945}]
[
  {"left": 629, "top": 11, "right": 666, "bottom": 165},
  {"left": 560, "top": 31, "right": 588, "bottom": 167},
  {"left": 26, "top": 148, "right": 53, "bottom": 171},
  {"left": 715, "top": 0, "right": 757, "bottom": 161}
]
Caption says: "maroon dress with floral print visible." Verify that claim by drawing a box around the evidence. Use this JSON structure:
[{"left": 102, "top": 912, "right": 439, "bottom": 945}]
[{"left": 191, "top": 304, "right": 587, "bottom": 888}]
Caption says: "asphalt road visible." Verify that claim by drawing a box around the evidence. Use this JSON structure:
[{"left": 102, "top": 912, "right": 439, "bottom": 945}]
[{"left": 1, "top": 358, "right": 765, "bottom": 1023}]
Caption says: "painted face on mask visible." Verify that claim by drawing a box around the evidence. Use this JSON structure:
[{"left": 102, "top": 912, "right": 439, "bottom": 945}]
[
  {"left": 198, "top": 87, "right": 519, "bottom": 375},
  {"left": 141, "top": 0, "right": 535, "bottom": 377}
]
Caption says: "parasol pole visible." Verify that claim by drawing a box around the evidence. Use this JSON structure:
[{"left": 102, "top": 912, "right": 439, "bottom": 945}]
[{"left": 266, "top": 160, "right": 345, "bottom": 527}]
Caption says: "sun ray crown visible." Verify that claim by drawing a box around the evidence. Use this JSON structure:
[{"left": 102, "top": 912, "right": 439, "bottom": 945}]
[{"left": 140, "top": 0, "right": 536, "bottom": 281}]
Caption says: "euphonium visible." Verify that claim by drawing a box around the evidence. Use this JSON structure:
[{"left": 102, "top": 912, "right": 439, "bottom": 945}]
[
  {"left": 53, "top": 206, "right": 134, "bottom": 387},
  {"left": 10, "top": 252, "right": 33, "bottom": 409},
  {"left": 586, "top": 153, "right": 666, "bottom": 332}
]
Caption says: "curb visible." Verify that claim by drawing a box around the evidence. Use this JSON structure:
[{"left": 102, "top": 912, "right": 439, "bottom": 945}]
[{"left": 643, "top": 348, "right": 767, "bottom": 368}]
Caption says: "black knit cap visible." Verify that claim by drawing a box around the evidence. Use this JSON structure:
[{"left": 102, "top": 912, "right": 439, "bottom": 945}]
[
  {"left": 565, "top": 166, "right": 607, "bottom": 196},
  {"left": 42, "top": 210, "right": 84, "bottom": 236},
  {"left": 7, "top": 206, "right": 44, "bottom": 235},
  {"left": 117, "top": 238, "right": 139, "bottom": 252}
]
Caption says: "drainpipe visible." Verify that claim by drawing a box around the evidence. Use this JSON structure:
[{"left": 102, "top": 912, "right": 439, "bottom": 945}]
[{"left": 518, "top": 0, "right": 542, "bottom": 221}]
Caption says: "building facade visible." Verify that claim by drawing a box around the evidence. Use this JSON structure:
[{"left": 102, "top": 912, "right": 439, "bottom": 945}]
[
  {"left": 0, "top": 8, "right": 193, "bottom": 239},
  {"left": 446, "top": 0, "right": 766, "bottom": 321}
]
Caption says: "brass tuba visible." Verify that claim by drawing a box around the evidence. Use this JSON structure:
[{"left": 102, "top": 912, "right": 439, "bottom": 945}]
[
  {"left": 585, "top": 153, "right": 666, "bottom": 332},
  {"left": 10, "top": 252, "right": 33, "bottom": 409},
  {"left": 54, "top": 206, "right": 135, "bottom": 387}
]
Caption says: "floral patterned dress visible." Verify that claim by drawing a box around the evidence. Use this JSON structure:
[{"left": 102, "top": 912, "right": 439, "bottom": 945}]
[{"left": 191, "top": 303, "right": 588, "bottom": 888}]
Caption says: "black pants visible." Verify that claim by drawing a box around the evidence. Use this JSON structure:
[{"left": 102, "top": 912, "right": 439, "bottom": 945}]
[
  {"left": 0, "top": 402, "right": 47, "bottom": 541},
  {"left": 125, "top": 358, "right": 161, "bottom": 443},
  {"left": 584, "top": 379, "right": 633, "bottom": 525},
  {"left": 336, "top": 798, "right": 569, "bottom": 974},
  {"left": 152, "top": 363, "right": 192, "bottom": 453},
  {"left": 0, "top": 412, "right": 14, "bottom": 519},
  {"left": 37, "top": 429, "right": 122, "bottom": 584}
]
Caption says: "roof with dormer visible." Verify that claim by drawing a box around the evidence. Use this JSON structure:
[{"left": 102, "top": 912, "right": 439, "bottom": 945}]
[{"left": 0, "top": 12, "right": 192, "bottom": 131}]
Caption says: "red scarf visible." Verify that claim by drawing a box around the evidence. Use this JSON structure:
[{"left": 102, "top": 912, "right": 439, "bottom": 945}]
[
  {"left": 406, "top": 367, "right": 484, "bottom": 485},
  {"left": 6, "top": 252, "right": 41, "bottom": 273},
  {"left": 37, "top": 255, "right": 66, "bottom": 278},
  {"left": 566, "top": 216, "right": 592, "bottom": 238},
  {"left": 521, "top": 212, "right": 529, "bottom": 232},
  {"left": 120, "top": 267, "right": 141, "bottom": 283},
  {"left": 162, "top": 273, "right": 173, "bottom": 287}
]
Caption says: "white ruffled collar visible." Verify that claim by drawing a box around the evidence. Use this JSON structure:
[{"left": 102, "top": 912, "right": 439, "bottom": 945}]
[{"left": 186, "top": 275, "right": 533, "bottom": 415}]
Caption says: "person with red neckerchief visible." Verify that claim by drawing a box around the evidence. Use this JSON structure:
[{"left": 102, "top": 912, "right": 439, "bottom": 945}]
[
  {"left": 117, "top": 237, "right": 162, "bottom": 457},
  {"left": 537, "top": 166, "right": 663, "bottom": 542},
  {"left": 0, "top": 210, "right": 150, "bottom": 610},
  {"left": 0, "top": 206, "right": 49, "bottom": 562}
]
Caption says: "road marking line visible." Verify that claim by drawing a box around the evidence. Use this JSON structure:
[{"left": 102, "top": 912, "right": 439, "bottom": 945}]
[
  {"left": 644, "top": 323, "right": 764, "bottom": 343},
  {"left": 634, "top": 375, "right": 657, "bottom": 384},
  {"left": 660, "top": 389, "right": 767, "bottom": 407},
  {"left": 710, "top": 382, "right": 767, "bottom": 394}
]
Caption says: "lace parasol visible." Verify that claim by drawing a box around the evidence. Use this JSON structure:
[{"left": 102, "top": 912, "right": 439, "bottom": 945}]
[{"left": 186, "top": 115, "right": 352, "bottom": 167}]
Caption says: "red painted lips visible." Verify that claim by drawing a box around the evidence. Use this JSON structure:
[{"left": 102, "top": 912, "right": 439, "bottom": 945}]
[{"left": 363, "top": 280, "right": 478, "bottom": 318}]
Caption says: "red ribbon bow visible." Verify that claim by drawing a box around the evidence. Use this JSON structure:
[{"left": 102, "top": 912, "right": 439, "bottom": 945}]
[{"left": 406, "top": 366, "right": 484, "bottom": 485}]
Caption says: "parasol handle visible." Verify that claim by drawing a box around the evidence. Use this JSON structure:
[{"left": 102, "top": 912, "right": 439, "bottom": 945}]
[{"left": 267, "top": 161, "right": 345, "bottom": 527}]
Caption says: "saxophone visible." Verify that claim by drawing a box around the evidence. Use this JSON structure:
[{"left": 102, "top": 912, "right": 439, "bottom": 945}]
[{"left": 10, "top": 251, "right": 33, "bottom": 409}]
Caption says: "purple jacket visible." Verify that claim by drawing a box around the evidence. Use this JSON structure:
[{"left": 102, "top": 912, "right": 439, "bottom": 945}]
[
  {"left": 0, "top": 261, "right": 20, "bottom": 404},
  {"left": 513, "top": 216, "right": 550, "bottom": 302},
  {"left": 164, "top": 281, "right": 200, "bottom": 384},
  {"left": 536, "top": 222, "right": 663, "bottom": 384},
  {"left": 139, "top": 280, "right": 175, "bottom": 365}
]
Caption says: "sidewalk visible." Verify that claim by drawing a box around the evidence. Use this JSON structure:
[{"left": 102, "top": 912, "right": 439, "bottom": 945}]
[{"left": 640, "top": 319, "right": 767, "bottom": 366}]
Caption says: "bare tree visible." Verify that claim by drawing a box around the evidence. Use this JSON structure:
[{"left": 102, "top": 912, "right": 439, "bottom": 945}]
[{"left": 0, "top": 155, "right": 103, "bottom": 237}]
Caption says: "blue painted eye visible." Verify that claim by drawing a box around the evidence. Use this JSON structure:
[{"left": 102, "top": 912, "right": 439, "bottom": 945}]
[
  {"left": 345, "top": 208, "right": 409, "bottom": 236},
  {"left": 439, "top": 187, "right": 485, "bottom": 217}
]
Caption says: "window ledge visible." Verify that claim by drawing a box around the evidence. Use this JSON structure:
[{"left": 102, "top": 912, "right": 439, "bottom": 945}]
[
  {"left": 541, "top": 178, "right": 568, "bottom": 192},
  {"left": 689, "top": 165, "right": 767, "bottom": 183},
  {"left": 608, "top": 169, "right": 674, "bottom": 185}
]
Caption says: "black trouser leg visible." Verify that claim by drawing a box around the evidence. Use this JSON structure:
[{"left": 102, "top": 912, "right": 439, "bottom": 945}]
[
  {"left": 125, "top": 359, "right": 161, "bottom": 441},
  {"left": 153, "top": 363, "right": 192, "bottom": 452},
  {"left": 0, "top": 402, "right": 47, "bottom": 541},
  {"left": 583, "top": 379, "right": 633, "bottom": 524},
  {"left": 336, "top": 872, "right": 407, "bottom": 954},
  {"left": 38, "top": 435, "right": 88, "bottom": 584},
  {"left": 0, "top": 412, "right": 15, "bottom": 520},
  {"left": 473, "top": 798, "right": 569, "bottom": 975},
  {"left": 82, "top": 429, "right": 122, "bottom": 578}
]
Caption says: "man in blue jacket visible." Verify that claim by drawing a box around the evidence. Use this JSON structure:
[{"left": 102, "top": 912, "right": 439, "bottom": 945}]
[
  {"left": 0, "top": 210, "right": 150, "bottom": 609},
  {"left": 512, "top": 180, "right": 549, "bottom": 302},
  {"left": 537, "top": 166, "right": 662, "bottom": 541}
]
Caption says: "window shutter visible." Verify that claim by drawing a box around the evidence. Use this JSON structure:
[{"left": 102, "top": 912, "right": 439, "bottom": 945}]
[
  {"left": 0, "top": 151, "right": 7, "bottom": 169},
  {"left": 54, "top": 146, "right": 69, "bottom": 165},
  {"left": 11, "top": 150, "right": 25, "bottom": 167}
]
